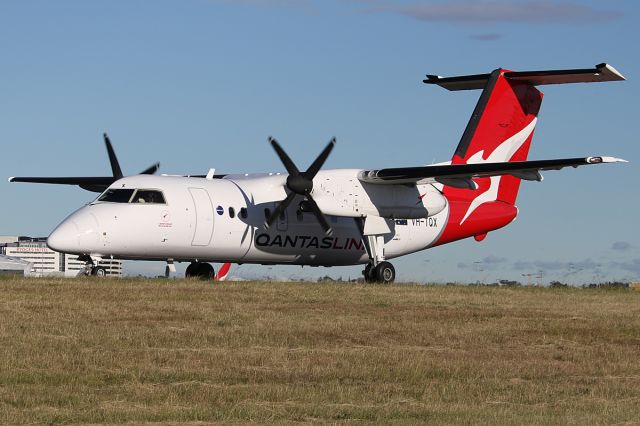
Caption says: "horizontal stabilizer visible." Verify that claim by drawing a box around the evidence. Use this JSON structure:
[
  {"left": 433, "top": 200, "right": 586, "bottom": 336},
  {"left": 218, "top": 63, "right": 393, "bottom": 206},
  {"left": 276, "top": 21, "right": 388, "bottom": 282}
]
[
  {"left": 358, "top": 156, "right": 627, "bottom": 186},
  {"left": 424, "top": 63, "right": 625, "bottom": 91}
]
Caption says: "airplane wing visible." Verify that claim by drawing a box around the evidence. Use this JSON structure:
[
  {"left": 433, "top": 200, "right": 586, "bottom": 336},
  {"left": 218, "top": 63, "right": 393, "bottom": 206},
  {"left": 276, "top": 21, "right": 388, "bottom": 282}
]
[
  {"left": 9, "top": 161, "right": 159, "bottom": 193},
  {"left": 7, "top": 176, "right": 118, "bottom": 193},
  {"left": 8, "top": 134, "right": 160, "bottom": 193},
  {"left": 358, "top": 156, "right": 626, "bottom": 188}
]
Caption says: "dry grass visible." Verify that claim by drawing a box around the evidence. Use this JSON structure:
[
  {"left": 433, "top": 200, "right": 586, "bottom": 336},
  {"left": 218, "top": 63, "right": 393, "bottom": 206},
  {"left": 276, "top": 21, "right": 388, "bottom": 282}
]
[{"left": 1, "top": 277, "right": 640, "bottom": 424}]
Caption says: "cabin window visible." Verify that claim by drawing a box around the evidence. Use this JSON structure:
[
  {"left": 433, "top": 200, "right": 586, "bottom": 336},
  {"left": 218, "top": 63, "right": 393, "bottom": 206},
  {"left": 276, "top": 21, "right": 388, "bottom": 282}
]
[
  {"left": 229, "top": 207, "right": 235, "bottom": 218},
  {"left": 240, "top": 208, "right": 248, "bottom": 219},
  {"left": 97, "top": 189, "right": 135, "bottom": 203},
  {"left": 131, "top": 190, "right": 166, "bottom": 204}
]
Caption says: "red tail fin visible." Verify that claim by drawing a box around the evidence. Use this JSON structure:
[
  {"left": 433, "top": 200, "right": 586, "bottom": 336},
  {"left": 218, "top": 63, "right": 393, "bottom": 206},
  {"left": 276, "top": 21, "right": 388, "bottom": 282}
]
[
  {"left": 425, "top": 63, "right": 624, "bottom": 245},
  {"left": 437, "top": 69, "right": 542, "bottom": 244},
  {"left": 450, "top": 69, "right": 543, "bottom": 206}
]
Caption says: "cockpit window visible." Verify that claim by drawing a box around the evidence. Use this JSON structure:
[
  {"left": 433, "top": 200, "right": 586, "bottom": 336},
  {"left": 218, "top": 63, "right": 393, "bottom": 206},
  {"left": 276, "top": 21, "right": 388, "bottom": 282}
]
[
  {"left": 97, "top": 189, "right": 135, "bottom": 203},
  {"left": 95, "top": 188, "right": 166, "bottom": 204},
  {"left": 131, "top": 190, "right": 166, "bottom": 204}
]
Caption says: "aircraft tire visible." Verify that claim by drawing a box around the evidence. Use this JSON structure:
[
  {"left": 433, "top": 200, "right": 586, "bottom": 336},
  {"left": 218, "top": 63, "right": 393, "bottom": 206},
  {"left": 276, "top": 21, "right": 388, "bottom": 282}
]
[
  {"left": 197, "top": 263, "right": 215, "bottom": 280},
  {"left": 185, "top": 262, "right": 215, "bottom": 279},
  {"left": 374, "top": 262, "right": 395, "bottom": 284},
  {"left": 185, "top": 262, "right": 198, "bottom": 278},
  {"left": 91, "top": 266, "right": 107, "bottom": 277},
  {"left": 363, "top": 263, "right": 376, "bottom": 283}
]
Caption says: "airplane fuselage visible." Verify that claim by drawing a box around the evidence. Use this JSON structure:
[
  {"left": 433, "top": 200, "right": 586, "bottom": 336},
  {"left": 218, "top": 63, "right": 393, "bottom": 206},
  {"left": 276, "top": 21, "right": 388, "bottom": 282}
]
[{"left": 47, "top": 172, "right": 453, "bottom": 266}]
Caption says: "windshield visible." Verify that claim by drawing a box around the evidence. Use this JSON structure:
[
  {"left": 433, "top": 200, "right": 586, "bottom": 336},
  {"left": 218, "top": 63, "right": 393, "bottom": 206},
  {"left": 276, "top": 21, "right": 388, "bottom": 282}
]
[
  {"left": 97, "top": 189, "right": 135, "bottom": 203},
  {"left": 131, "top": 190, "right": 166, "bottom": 204},
  {"left": 95, "top": 188, "right": 166, "bottom": 204}
]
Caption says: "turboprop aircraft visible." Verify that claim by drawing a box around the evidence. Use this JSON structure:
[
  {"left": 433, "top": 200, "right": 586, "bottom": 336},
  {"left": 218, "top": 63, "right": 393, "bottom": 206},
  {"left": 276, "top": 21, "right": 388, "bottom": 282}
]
[{"left": 9, "top": 63, "right": 627, "bottom": 283}]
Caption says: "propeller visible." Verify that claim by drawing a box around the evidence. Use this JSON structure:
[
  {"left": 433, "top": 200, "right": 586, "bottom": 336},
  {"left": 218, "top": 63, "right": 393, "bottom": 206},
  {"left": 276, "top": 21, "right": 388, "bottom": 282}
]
[
  {"left": 103, "top": 133, "right": 160, "bottom": 178},
  {"left": 104, "top": 133, "right": 124, "bottom": 179},
  {"left": 265, "top": 137, "right": 336, "bottom": 235}
]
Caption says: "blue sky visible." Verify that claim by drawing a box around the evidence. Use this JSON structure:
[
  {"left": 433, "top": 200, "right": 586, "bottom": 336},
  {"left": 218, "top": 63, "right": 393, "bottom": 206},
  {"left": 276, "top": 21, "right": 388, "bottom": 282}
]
[{"left": 1, "top": 0, "right": 638, "bottom": 283}]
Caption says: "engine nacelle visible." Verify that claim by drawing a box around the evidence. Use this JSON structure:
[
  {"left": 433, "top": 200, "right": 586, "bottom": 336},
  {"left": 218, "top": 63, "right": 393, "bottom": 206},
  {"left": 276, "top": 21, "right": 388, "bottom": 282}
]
[
  {"left": 364, "top": 184, "right": 447, "bottom": 219},
  {"left": 314, "top": 174, "right": 447, "bottom": 219}
]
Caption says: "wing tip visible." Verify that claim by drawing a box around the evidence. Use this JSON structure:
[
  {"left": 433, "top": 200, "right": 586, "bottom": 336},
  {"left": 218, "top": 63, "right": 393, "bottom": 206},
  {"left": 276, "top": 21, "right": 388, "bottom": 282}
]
[
  {"left": 587, "top": 156, "right": 628, "bottom": 164},
  {"left": 598, "top": 63, "right": 626, "bottom": 81},
  {"left": 8, "top": 177, "right": 15, "bottom": 182}
]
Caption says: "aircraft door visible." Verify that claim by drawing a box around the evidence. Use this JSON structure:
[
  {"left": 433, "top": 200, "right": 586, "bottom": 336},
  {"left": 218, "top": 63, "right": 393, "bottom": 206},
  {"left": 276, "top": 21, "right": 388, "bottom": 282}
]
[{"left": 189, "top": 187, "right": 214, "bottom": 246}]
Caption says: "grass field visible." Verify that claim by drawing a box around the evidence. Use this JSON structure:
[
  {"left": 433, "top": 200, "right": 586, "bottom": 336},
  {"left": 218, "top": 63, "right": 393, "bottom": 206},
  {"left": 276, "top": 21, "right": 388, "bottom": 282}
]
[{"left": 1, "top": 277, "right": 640, "bottom": 424}]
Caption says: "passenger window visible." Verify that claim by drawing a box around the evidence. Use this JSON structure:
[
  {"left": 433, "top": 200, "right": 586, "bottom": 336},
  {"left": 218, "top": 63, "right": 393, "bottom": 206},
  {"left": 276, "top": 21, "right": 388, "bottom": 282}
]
[
  {"left": 132, "top": 190, "right": 166, "bottom": 204},
  {"left": 240, "top": 208, "right": 248, "bottom": 219},
  {"left": 97, "top": 189, "right": 135, "bottom": 203},
  {"left": 229, "top": 207, "right": 235, "bottom": 218}
]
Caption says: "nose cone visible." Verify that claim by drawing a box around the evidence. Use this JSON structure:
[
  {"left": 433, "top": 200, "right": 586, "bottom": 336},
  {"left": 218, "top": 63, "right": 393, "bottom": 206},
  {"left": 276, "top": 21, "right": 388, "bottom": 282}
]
[
  {"left": 47, "top": 219, "right": 79, "bottom": 253},
  {"left": 47, "top": 208, "right": 101, "bottom": 254}
]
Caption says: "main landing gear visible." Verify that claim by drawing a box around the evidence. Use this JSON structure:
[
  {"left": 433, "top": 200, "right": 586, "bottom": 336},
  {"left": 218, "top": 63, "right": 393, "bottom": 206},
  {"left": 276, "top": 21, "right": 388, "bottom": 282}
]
[
  {"left": 363, "top": 261, "right": 396, "bottom": 284},
  {"left": 185, "top": 262, "right": 215, "bottom": 279},
  {"left": 357, "top": 218, "right": 396, "bottom": 284}
]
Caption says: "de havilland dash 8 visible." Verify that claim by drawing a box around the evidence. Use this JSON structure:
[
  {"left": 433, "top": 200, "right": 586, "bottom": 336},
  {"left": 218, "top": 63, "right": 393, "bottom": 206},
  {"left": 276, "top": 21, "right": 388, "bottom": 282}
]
[{"left": 9, "top": 63, "right": 627, "bottom": 283}]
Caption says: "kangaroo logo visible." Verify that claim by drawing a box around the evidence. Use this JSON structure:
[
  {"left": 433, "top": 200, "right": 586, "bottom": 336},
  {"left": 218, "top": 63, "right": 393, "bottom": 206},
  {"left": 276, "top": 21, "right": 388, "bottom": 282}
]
[{"left": 460, "top": 118, "right": 537, "bottom": 224}]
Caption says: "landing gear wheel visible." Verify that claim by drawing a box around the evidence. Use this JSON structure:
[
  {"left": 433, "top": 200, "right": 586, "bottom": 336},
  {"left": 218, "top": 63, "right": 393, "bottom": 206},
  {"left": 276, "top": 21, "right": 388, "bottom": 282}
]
[
  {"left": 363, "top": 263, "right": 376, "bottom": 283},
  {"left": 185, "top": 262, "right": 198, "bottom": 278},
  {"left": 91, "top": 266, "right": 107, "bottom": 277},
  {"left": 197, "top": 263, "right": 215, "bottom": 280},
  {"left": 374, "top": 262, "right": 395, "bottom": 284},
  {"left": 185, "top": 262, "right": 215, "bottom": 280}
]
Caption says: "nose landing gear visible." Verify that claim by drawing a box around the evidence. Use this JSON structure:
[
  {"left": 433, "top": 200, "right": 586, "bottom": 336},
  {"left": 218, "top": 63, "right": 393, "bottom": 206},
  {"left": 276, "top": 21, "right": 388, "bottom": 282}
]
[
  {"left": 77, "top": 255, "right": 109, "bottom": 277},
  {"left": 185, "top": 262, "right": 215, "bottom": 280},
  {"left": 90, "top": 266, "right": 107, "bottom": 277}
]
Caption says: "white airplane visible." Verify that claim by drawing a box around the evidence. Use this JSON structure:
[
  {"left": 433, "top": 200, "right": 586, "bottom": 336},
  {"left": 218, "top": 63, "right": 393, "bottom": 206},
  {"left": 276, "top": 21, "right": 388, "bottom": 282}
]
[{"left": 9, "top": 63, "right": 627, "bottom": 282}]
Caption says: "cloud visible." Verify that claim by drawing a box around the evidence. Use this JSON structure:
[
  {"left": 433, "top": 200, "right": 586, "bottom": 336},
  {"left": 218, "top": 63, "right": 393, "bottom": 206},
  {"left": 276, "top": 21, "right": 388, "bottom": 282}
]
[
  {"left": 363, "top": 1, "right": 622, "bottom": 25},
  {"left": 456, "top": 255, "right": 508, "bottom": 271},
  {"left": 483, "top": 255, "right": 507, "bottom": 264},
  {"left": 611, "top": 258, "right": 640, "bottom": 276},
  {"left": 612, "top": 241, "right": 632, "bottom": 252},
  {"left": 470, "top": 32, "right": 502, "bottom": 41},
  {"left": 513, "top": 261, "right": 533, "bottom": 271},
  {"left": 458, "top": 256, "right": 636, "bottom": 282},
  {"left": 513, "top": 259, "right": 601, "bottom": 272}
]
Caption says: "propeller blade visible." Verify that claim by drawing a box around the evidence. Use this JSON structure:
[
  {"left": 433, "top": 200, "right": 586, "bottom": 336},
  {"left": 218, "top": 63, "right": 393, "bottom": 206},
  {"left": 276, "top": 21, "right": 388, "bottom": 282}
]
[
  {"left": 269, "top": 137, "right": 300, "bottom": 176},
  {"left": 103, "top": 133, "right": 124, "bottom": 179},
  {"left": 140, "top": 163, "right": 160, "bottom": 175},
  {"left": 305, "top": 137, "right": 336, "bottom": 179},
  {"left": 266, "top": 137, "right": 336, "bottom": 234},
  {"left": 265, "top": 191, "right": 297, "bottom": 228},
  {"left": 305, "top": 196, "right": 332, "bottom": 235}
]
